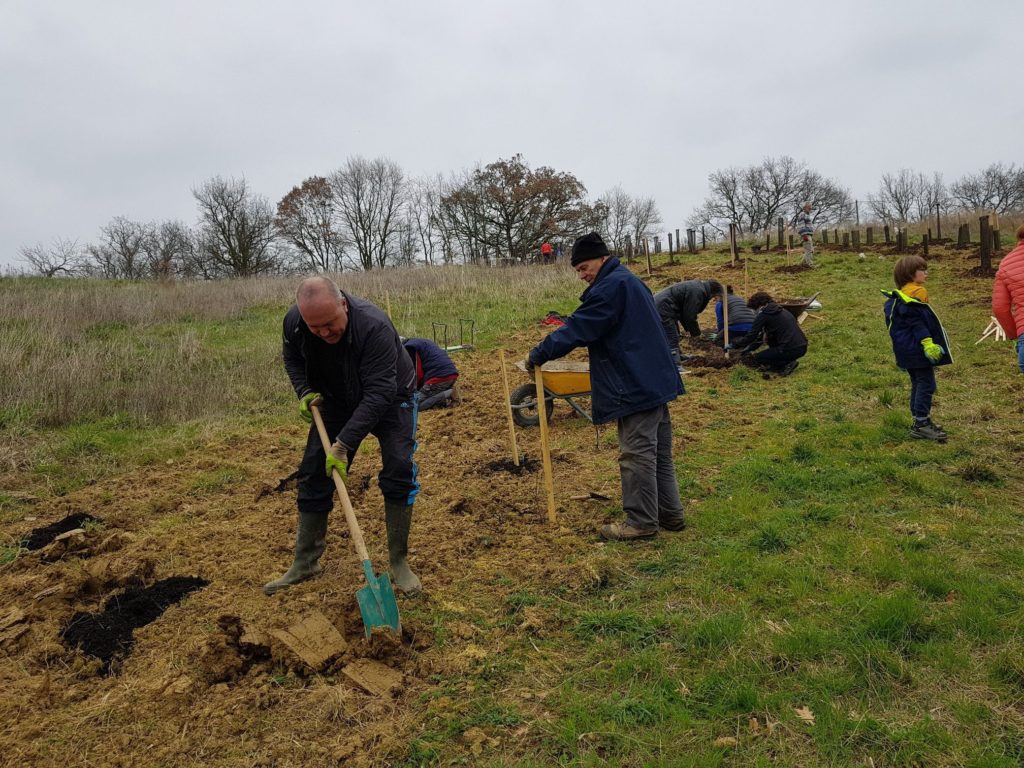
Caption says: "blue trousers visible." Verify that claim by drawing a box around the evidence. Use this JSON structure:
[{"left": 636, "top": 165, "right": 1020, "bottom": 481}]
[
  {"left": 297, "top": 396, "right": 419, "bottom": 512},
  {"left": 906, "top": 366, "right": 936, "bottom": 420}
]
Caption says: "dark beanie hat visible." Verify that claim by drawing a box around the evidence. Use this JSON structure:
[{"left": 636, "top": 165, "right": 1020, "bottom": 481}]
[{"left": 571, "top": 232, "right": 610, "bottom": 266}]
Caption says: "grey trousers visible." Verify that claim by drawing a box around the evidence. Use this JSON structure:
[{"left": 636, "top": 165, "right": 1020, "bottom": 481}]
[
  {"left": 617, "top": 404, "right": 684, "bottom": 530},
  {"left": 802, "top": 236, "right": 814, "bottom": 266}
]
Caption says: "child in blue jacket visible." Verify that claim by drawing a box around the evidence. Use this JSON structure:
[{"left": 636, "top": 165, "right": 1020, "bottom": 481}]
[{"left": 882, "top": 255, "right": 952, "bottom": 441}]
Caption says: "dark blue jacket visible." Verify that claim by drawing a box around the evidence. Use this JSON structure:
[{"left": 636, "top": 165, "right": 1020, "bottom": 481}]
[
  {"left": 403, "top": 337, "right": 458, "bottom": 387},
  {"left": 882, "top": 289, "right": 953, "bottom": 369},
  {"left": 528, "top": 257, "right": 683, "bottom": 424}
]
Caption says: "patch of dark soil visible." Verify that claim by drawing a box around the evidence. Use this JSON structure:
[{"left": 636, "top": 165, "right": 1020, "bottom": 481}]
[
  {"left": 482, "top": 456, "right": 540, "bottom": 475},
  {"left": 774, "top": 263, "right": 814, "bottom": 274},
  {"left": 684, "top": 354, "right": 736, "bottom": 369},
  {"left": 23, "top": 513, "right": 103, "bottom": 551},
  {"left": 254, "top": 470, "right": 299, "bottom": 501},
  {"left": 60, "top": 576, "right": 209, "bottom": 674},
  {"left": 718, "top": 258, "right": 749, "bottom": 269},
  {"left": 964, "top": 266, "right": 997, "bottom": 278}
]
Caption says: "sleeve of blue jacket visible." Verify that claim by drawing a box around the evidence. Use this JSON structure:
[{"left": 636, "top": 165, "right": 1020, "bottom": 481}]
[{"left": 529, "top": 291, "right": 619, "bottom": 365}]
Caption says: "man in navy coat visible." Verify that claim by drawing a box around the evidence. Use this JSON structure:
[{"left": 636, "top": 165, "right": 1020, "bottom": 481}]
[{"left": 527, "top": 232, "right": 686, "bottom": 540}]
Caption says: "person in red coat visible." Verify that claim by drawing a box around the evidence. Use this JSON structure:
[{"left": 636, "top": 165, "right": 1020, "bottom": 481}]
[{"left": 992, "top": 223, "right": 1024, "bottom": 373}]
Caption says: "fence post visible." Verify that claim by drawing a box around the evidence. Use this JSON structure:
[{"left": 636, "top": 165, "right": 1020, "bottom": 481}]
[
  {"left": 922, "top": 233, "right": 929, "bottom": 258},
  {"left": 701, "top": 227, "right": 706, "bottom": 250},
  {"left": 935, "top": 203, "right": 941, "bottom": 239},
  {"left": 842, "top": 232, "right": 850, "bottom": 247},
  {"left": 852, "top": 230, "right": 860, "bottom": 248},
  {"left": 729, "top": 223, "right": 738, "bottom": 265},
  {"left": 979, "top": 215, "right": 992, "bottom": 271},
  {"left": 884, "top": 224, "right": 891, "bottom": 244},
  {"left": 789, "top": 234, "right": 795, "bottom": 250},
  {"left": 821, "top": 228, "right": 828, "bottom": 244},
  {"left": 867, "top": 226, "right": 873, "bottom": 245},
  {"left": 668, "top": 232, "right": 674, "bottom": 255},
  {"left": 777, "top": 217, "right": 784, "bottom": 249},
  {"left": 676, "top": 229, "right": 681, "bottom": 255}
]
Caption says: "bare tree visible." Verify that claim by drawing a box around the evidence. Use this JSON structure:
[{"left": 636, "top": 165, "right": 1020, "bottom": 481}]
[
  {"left": 688, "top": 156, "right": 851, "bottom": 236},
  {"left": 86, "top": 216, "right": 151, "bottom": 279},
  {"left": 275, "top": 176, "right": 347, "bottom": 272},
  {"left": 192, "top": 176, "right": 281, "bottom": 277},
  {"left": 18, "top": 238, "right": 83, "bottom": 277},
  {"left": 951, "top": 163, "right": 1024, "bottom": 213},
  {"left": 405, "top": 176, "right": 443, "bottom": 266},
  {"left": 628, "top": 197, "right": 663, "bottom": 252},
  {"left": 914, "top": 172, "right": 947, "bottom": 222},
  {"left": 330, "top": 156, "right": 405, "bottom": 270},
  {"left": 869, "top": 169, "right": 920, "bottom": 224},
  {"left": 144, "top": 221, "right": 193, "bottom": 280},
  {"left": 598, "top": 186, "right": 634, "bottom": 254}
]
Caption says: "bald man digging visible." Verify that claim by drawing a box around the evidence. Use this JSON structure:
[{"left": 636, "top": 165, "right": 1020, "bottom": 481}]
[{"left": 264, "top": 276, "right": 422, "bottom": 596}]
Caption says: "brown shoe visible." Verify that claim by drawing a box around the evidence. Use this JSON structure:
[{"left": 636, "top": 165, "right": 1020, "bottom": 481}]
[{"left": 600, "top": 523, "right": 657, "bottom": 541}]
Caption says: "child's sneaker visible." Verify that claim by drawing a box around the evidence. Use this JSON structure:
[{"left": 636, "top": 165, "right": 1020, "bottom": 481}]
[{"left": 911, "top": 420, "right": 947, "bottom": 442}]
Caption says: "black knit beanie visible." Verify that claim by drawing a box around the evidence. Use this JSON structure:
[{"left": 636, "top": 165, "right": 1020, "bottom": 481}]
[{"left": 570, "top": 232, "right": 610, "bottom": 266}]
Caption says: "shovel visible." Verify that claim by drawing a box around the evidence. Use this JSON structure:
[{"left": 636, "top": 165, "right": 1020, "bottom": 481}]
[{"left": 310, "top": 404, "right": 401, "bottom": 639}]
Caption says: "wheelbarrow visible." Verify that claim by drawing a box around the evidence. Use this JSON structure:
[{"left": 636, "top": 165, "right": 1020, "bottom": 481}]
[
  {"left": 510, "top": 360, "right": 592, "bottom": 427},
  {"left": 777, "top": 292, "right": 821, "bottom": 323}
]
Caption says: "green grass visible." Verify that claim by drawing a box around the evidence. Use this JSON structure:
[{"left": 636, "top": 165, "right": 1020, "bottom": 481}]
[{"left": 5, "top": 246, "right": 1024, "bottom": 766}]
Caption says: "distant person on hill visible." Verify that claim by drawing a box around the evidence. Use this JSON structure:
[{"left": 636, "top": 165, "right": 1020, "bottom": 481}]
[
  {"left": 992, "top": 223, "right": 1024, "bottom": 373},
  {"left": 540, "top": 241, "right": 554, "bottom": 264},
  {"left": 526, "top": 232, "right": 685, "bottom": 541},
  {"left": 738, "top": 292, "right": 808, "bottom": 376},
  {"left": 402, "top": 337, "right": 460, "bottom": 410},
  {"left": 266, "top": 276, "right": 421, "bottom": 597},
  {"left": 713, "top": 286, "right": 756, "bottom": 348},
  {"left": 883, "top": 255, "right": 952, "bottom": 441},
  {"left": 653, "top": 279, "right": 724, "bottom": 362},
  {"left": 794, "top": 202, "right": 815, "bottom": 267}
]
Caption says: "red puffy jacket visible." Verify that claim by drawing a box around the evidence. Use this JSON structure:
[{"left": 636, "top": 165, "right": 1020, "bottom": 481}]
[{"left": 993, "top": 241, "right": 1024, "bottom": 338}]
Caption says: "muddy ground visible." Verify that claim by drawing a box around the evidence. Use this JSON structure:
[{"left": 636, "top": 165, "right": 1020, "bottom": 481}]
[{"left": 0, "top": 318, "right": 743, "bottom": 767}]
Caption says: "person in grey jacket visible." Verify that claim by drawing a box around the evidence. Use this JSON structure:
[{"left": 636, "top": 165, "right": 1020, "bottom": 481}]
[
  {"left": 653, "top": 279, "right": 723, "bottom": 360},
  {"left": 265, "top": 276, "right": 422, "bottom": 597}
]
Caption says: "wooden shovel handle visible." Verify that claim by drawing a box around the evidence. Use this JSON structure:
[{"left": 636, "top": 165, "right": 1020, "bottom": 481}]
[{"left": 310, "top": 405, "right": 371, "bottom": 564}]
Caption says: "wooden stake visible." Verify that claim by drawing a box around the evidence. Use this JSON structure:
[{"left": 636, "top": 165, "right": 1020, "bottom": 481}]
[
  {"left": 721, "top": 287, "right": 730, "bottom": 356},
  {"left": 498, "top": 350, "right": 520, "bottom": 466},
  {"left": 534, "top": 365, "right": 557, "bottom": 524}
]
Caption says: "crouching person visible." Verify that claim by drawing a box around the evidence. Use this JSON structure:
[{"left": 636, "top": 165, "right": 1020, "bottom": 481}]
[
  {"left": 739, "top": 292, "right": 808, "bottom": 376},
  {"left": 265, "top": 276, "right": 422, "bottom": 596},
  {"left": 403, "top": 337, "right": 460, "bottom": 410}
]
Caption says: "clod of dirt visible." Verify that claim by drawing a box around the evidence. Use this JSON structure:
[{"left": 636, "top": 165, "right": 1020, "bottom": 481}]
[
  {"left": 192, "top": 615, "right": 271, "bottom": 685},
  {"left": 269, "top": 610, "right": 348, "bottom": 673},
  {"left": 482, "top": 456, "right": 540, "bottom": 475},
  {"left": 60, "top": 576, "right": 209, "bottom": 674},
  {"left": 341, "top": 658, "right": 404, "bottom": 697},
  {"left": 23, "top": 513, "right": 103, "bottom": 551}
]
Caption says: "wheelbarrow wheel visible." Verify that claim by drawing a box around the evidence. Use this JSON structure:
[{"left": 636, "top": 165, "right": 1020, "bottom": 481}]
[{"left": 510, "top": 382, "right": 554, "bottom": 428}]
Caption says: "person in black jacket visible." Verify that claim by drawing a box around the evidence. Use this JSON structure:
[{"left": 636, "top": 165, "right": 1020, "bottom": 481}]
[
  {"left": 739, "top": 292, "right": 808, "bottom": 376},
  {"left": 653, "top": 279, "right": 724, "bottom": 361},
  {"left": 265, "top": 276, "right": 422, "bottom": 596}
]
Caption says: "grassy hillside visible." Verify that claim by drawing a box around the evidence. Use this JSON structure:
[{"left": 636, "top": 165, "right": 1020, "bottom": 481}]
[{"left": 1, "top": 244, "right": 1022, "bottom": 767}]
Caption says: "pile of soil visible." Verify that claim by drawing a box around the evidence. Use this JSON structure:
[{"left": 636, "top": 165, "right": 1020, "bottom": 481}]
[
  {"left": 22, "top": 512, "right": 103, "bottom": 550},
  {"left": 61, "top": 576, "right": 209, "bottom": 673}
]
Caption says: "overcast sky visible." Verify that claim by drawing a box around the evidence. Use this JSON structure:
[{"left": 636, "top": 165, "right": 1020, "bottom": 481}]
[{"left": 2, "top": 0, "right": 1021, "bottom": 269}]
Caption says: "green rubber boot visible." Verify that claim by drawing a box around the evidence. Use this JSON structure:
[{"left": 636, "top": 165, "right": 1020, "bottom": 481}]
[
  {"left": 263, "top": 512, "right": 328, "bottom": 596},
  {"left": 385, "top": 501, "right": 421, "bottom": 595}
]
